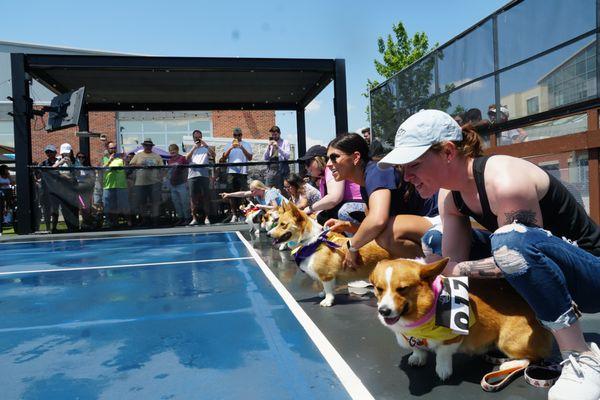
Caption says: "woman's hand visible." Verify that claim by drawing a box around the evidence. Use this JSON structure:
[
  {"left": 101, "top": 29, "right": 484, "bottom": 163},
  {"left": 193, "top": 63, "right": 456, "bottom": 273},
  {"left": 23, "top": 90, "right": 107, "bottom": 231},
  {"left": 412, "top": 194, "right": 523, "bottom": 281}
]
[
  {"left": 343, "top": 249, "right": 360, "bottom": 270},
  {"left": 219, "top": 192, "right": 230, "bottom": 199},
  {"left": 324, "top": 218, "right": 351, "bottom": 233}
]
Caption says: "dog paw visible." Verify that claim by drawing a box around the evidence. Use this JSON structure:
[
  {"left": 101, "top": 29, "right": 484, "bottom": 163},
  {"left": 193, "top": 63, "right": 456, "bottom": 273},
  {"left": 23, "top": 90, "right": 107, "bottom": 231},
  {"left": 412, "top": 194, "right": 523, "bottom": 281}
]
[
  {"left": 435, "top": 364, "right": 453, "bottom": 381},
  {"left": 319, "top": 296, "right": 334, "bottom": 307},
  {"left": 408, "top": 350, "right": 427, "bottom": 367}
]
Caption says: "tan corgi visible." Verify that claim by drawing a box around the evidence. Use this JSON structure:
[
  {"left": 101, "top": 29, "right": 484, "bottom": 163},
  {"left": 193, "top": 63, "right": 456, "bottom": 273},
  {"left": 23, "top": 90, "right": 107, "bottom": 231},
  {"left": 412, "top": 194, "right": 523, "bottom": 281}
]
[
  {"left": 369, "top": 258, "right": 552, "bottom": 381},
  {"left": 268, "top": 201, "right": 422, "bottom": 306}
]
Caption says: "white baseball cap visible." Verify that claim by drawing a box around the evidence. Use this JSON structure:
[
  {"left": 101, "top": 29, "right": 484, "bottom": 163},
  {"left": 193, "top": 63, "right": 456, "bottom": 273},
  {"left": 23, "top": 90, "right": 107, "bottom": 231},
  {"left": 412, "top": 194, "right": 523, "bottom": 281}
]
[
  {"left": 59, "top": 143, "right": 72, "bottom": 154},
  {"left": 378, "top": 109, "right": 462, "bottom": 168}
]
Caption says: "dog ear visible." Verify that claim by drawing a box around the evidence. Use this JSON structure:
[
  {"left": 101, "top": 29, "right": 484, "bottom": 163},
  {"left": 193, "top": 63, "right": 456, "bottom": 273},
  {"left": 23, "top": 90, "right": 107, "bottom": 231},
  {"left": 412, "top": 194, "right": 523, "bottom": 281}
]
[
  {"left": 419, "top": 258, "right": 450, "bottom": 280},
  {"left": 288, "top": 201, "right": 303, "bottom": 219}
]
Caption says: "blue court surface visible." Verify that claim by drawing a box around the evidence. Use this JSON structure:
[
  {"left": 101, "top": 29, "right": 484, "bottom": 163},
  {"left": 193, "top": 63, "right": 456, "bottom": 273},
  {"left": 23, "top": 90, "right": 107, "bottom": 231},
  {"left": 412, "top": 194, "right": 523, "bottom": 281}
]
[{"left": 0, "top": 232, "right": 358, "bottom": 400}]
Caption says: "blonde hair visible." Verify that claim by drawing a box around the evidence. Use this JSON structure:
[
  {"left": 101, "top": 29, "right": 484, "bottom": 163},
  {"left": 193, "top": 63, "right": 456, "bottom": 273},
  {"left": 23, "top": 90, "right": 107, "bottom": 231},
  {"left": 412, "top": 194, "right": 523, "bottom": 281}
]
[
  {"left": 311, "top": 156, "right": 327, "bottom": 173},
  {"left": 168, "top": 143, "right": 179, "bottom": 152},
  {"left": 249, "top": 180, "right": 268, "bottom": 191}
]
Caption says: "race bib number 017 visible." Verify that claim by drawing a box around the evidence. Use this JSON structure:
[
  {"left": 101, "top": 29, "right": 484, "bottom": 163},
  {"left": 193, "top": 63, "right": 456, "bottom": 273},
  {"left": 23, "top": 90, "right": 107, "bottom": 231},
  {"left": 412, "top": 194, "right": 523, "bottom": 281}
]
[{"left": 435, "top": 277, "right": 470, "bottom": 335}]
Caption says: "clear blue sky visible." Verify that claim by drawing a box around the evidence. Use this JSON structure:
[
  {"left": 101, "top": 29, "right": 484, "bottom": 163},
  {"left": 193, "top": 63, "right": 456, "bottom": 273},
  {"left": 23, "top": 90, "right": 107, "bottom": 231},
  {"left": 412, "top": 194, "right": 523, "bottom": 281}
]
[{"left": 1, "top": 0, "right": 507, "bottom": 149}]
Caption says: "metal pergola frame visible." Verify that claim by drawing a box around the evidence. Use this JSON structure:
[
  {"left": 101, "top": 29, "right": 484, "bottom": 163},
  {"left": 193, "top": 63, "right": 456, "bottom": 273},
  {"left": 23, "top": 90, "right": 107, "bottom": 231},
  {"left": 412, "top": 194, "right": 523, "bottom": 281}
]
[{"left": 10, "top": 53, "right": 349, "bottom": 234}]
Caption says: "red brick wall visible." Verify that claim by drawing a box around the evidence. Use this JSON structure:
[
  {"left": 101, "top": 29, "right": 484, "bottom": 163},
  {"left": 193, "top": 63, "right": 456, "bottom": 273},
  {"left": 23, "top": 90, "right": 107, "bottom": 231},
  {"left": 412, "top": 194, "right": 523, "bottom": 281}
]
[
  {"left": 212, "top": 110, "right": 275, "bottom": 139},
  {"left": 32, "top": 112, "right": 116, "bottom": 166},
  {"left": 32, "top": 110, "right": 275, "bottom": 165}
]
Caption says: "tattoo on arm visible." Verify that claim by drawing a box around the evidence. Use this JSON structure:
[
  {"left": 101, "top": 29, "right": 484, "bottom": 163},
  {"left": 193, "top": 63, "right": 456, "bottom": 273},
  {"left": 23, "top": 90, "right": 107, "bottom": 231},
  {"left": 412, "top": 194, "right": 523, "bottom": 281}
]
[
  {"left": 457, "top": 258, "right": 504, "bottom": 279},
  {"left": 504, "top": 209, "right": 538, "bottom": 227}
]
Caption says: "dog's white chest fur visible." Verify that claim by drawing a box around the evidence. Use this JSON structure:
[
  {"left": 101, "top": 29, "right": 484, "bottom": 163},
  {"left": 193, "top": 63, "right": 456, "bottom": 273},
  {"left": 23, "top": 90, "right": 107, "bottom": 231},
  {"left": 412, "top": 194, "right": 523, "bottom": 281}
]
[{"left": 298, "top": 252, "right": 320, "bottom": 281}]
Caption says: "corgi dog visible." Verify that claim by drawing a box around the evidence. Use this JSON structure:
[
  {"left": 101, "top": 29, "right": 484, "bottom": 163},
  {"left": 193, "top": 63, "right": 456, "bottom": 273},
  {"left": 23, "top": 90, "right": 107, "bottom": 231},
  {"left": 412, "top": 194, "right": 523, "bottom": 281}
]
[
  {"left": 240, "top": 202, "right": 264, "bottom": 236},
  {"left": 369, "top": 258, "right": 552, "bottom": 381},
  {"left": 268, "top": 201, "right": 421, "bottom": 306},
  {"left": 261, "top": 208, "right": 279, "bottom": 232}
]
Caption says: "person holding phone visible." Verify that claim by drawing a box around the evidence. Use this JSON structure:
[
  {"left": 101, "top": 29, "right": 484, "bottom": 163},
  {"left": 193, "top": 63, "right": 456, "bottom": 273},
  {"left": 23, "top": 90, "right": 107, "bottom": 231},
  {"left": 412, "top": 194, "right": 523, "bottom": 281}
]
[
  {"left": 263, "top": 125, "right": 290, "bottom": 189},
  {"left": 222, "top": 128, "right": 253, "bottom": 223},
  {"left": 186, "top": 129, "right": 215, "bottom": 225}
]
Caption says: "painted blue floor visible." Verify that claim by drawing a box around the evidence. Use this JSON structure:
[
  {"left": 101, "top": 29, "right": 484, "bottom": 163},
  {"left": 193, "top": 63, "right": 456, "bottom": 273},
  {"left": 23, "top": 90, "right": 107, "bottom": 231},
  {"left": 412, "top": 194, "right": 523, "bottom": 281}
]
[
  {"left": 1, "top": 232, "right": 250, "bottom": 273},
  {"left": 0, "top": 233, "right": 351, "bottom": 400}
]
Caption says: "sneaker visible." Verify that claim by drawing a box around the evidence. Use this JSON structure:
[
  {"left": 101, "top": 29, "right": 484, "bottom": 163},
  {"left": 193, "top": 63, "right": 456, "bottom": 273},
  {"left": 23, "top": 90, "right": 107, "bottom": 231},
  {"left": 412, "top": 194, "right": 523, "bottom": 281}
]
[
  {"left": 549, "top": 343, "right": 600, "bottom": 400},
  {"left": 230, "top": 215, "right": 238, "bottom": 223},
  {"left": 204, "top": 217, "right": 211, "bottom": 225},
  {"left": 188, "top": 219, "right": 199, "bottom": 226}
]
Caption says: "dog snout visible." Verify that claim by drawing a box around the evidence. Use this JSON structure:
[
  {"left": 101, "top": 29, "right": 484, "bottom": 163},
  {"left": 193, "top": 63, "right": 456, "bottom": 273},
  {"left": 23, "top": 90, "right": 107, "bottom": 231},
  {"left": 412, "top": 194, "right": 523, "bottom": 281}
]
[{"left": 378, "top": 306, "right": 392, "bottom": 317}]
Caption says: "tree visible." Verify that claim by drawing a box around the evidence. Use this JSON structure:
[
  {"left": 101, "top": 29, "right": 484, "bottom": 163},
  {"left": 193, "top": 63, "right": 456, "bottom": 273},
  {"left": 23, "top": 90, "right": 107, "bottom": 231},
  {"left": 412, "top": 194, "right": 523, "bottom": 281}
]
[{"left": 367, "top": 22, "right": 441, "bottom": 147}]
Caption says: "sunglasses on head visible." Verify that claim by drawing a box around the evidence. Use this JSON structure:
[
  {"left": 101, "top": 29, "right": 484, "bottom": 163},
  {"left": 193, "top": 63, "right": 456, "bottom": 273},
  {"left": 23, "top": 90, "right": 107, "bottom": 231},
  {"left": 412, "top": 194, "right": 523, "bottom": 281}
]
[{"left": 328, "top": 153, "right": 343, "bottom": 163}]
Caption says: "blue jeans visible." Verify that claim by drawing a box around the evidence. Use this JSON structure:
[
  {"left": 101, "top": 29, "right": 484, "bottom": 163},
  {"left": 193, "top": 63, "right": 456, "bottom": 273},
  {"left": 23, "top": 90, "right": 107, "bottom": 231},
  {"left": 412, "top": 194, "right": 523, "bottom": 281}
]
[
  {"left": 170, "top": 182, "right": 191, "bottom": 220},
  {"left": 103, "top": 188, "right": 129, "bottom": 216},
  {"left": 422, "top": 222, "right": 600, "bottom": 331}
]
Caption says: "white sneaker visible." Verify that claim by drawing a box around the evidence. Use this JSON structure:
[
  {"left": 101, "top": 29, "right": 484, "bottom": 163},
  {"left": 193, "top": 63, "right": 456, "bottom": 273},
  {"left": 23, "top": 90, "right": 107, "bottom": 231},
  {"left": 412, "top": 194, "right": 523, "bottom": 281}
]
[
  {"left": 188, "top": 219, "right": 199, "bottom": 226},
  {"left": 204, "top": 217, "right": 211, "bottom": 225},
  {"left": 549, "top": 343, "right": 600, "bottom": 400},
  {"left": 230, "top": 216, "right": 238, "bottom": 223}
]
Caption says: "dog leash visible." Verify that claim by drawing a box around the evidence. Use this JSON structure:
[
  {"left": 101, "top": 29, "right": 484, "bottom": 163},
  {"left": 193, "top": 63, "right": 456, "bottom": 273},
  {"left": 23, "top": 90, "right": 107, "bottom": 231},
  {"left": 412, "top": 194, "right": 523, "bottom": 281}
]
[{"left": 480, "top": 358, "right": 562, "bottom": 392}]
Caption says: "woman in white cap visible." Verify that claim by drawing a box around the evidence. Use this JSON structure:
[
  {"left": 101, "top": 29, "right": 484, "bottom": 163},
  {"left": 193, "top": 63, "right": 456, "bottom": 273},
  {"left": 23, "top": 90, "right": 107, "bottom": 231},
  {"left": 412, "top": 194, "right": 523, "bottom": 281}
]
[
  {"left": 378, "top": 109, "right": 600, "bottom": 400},
  {"left": 50, "top": 142, "right": 79, "bottom": 231}
]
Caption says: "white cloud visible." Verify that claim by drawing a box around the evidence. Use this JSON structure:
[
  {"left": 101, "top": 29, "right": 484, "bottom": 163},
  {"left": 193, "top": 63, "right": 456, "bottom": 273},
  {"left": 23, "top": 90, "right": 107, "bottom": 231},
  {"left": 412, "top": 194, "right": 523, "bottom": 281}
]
[{"left": 305, "top": 99, "right": 321, "bottom": 113}]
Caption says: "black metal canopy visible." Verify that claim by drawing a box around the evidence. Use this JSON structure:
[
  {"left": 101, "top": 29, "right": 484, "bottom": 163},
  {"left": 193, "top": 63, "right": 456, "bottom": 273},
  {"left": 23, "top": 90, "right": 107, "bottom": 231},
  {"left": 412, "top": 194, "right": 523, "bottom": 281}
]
[
  {"left": 24, "top": 54, "right": 338, "bottom": 111},
  {"left": 11, "top": 53, "right": 349, "bottom": 234}
]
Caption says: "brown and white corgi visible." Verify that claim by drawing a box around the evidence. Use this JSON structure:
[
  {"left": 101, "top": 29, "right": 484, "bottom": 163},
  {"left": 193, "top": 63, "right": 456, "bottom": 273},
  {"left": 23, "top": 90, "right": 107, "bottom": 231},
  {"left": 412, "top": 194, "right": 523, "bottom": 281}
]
[
  {"left": 369, "top": 258, "right": 552, "bottom": 381},
  {"left": 240, "top": 202, "right": 264, "bottom": 237},
  {"left": 268, "top": 201, "right": 421, "bottom": 306}
]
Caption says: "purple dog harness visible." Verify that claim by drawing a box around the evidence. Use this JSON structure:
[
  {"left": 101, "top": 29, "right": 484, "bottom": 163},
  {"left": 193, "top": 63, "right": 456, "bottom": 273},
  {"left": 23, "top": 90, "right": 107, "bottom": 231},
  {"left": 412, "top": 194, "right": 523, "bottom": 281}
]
[{"left": 291, "top": 231, "right": 341, "bottom": 266}]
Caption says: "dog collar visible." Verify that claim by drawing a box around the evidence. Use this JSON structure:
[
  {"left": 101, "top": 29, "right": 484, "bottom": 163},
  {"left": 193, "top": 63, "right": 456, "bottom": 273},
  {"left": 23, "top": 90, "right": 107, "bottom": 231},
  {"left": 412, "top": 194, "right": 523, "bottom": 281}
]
[
  {"left": 291, "top": 231, "right": 340, "bottom": 266},
  {"left": 404, "top": 276, "right": 442, "bottom": 329}
]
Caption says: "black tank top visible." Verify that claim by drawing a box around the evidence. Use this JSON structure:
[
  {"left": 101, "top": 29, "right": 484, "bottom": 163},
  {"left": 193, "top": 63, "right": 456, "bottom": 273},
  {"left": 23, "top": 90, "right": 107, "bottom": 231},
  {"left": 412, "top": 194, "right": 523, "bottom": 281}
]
[{"left": 451, "top": 156, "right": 600, "bottom": 256}]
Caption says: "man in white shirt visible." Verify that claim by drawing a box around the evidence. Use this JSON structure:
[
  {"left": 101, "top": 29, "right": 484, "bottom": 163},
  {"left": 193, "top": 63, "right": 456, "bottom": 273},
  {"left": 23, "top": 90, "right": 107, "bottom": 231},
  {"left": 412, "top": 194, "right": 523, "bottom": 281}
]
[
  {"left": 222, "top": 127, "right": 253, "bottom": 222},
  {"left": 263, "top": 125, "right": 290, "bottom": 190},
  {"left": 186, "top": 129, "right": 215, "bottom": 225}
]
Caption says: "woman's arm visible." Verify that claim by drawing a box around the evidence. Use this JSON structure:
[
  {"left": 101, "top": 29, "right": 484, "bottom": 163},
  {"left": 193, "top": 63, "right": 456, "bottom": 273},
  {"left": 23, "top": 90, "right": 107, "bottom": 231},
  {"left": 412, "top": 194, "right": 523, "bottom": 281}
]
[
  {"left": 220, "top": 190, "right": 252, "bottom": 198},
  {"left": 345, "top": 189, "right": 389, "bottom": 249},
  {"left": 310, "top": 177, "right": 344, "bottom": 212}
]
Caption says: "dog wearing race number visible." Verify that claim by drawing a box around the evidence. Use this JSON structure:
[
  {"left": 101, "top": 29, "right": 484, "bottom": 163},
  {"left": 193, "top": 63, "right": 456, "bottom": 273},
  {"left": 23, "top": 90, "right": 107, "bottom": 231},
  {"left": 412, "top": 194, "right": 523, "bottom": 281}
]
[{"left": 370, "top": 257, "right": 551, "bottom": 381}]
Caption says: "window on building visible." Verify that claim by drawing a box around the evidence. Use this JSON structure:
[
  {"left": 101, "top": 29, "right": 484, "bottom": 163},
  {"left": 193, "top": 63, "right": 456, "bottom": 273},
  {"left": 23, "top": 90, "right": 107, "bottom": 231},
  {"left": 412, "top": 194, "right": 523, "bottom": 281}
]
[
  {"left": 117, "top": 111, "right": 212, "bottom": 153},
  {"left": 526, "top": 96, "right": 540, "bottom": 115}
]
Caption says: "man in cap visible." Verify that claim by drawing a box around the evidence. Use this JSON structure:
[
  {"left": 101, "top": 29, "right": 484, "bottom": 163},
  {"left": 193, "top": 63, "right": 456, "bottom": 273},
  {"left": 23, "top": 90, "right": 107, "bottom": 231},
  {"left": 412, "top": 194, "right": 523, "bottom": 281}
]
[
  {"left": 487, "top": 105, "right": 527, "bottom": 145},
  {"left": 263, "top": 125, "right": 290, "bottom": 190},
  {"left": 129, "top": 139, "right": 164, "bottom": 226},
  {"left": 38, "top": 144, "right": 60, "bottom": 232},
  {"left": 221, "top": 128, "right": 253, "bottom": 223}
]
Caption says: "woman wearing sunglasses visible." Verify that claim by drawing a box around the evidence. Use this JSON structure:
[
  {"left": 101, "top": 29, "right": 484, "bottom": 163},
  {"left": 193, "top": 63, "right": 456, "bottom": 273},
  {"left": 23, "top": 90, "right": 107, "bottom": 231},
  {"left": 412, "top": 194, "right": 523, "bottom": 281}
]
[
  {"left": 299, "top": 145, "right": 365, "bottom": 226},
  {"left": 324, "top": 133, "right": 439, "bottom": 270}
]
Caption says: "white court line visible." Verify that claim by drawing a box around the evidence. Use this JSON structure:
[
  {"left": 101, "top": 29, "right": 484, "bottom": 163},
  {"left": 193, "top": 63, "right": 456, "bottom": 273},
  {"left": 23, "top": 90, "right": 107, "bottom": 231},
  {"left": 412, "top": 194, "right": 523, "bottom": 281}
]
[
  {"left": 235, "top": 231, "right": 374, "bottom": 400},
  {"left": 0, "top": 230, "right": 238, "bottom": 245},
  {"left": 0, "top": 257, "right": 254, "bottom": 276}
]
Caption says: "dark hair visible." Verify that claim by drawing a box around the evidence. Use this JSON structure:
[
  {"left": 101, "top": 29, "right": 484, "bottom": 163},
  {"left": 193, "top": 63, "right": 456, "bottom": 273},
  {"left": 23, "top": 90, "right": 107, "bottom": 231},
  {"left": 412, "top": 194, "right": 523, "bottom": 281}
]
[
  {"left": 327, "top": 133, "right": 370, "bottom": 167},
  {"left": 465, "top": 108, "right": 482, "bottom": 123},
  {"left": 361, "top": 127, "right": 370, "bottom": 134},
  {"left": 192, "top": 130, "right": 202, "bottom": 136},
  {"left": 76, "top": 152, "right": 91, "bottom": 167},
  {"left": 285, "top": 173, "right": 304, "bottom": 190},
  {"left": 430, "top": 123, "right": 484, "bottom": 158}
]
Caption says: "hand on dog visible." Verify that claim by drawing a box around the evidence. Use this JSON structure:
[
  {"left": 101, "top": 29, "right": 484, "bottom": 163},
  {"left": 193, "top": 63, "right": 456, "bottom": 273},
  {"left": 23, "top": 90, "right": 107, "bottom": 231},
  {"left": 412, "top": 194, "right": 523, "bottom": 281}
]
[
  {"left": 324, "top": 218, "right": 350, "bottom": 233},
  {"left": 343, "top": 250, "right": 361, "bottom": 270}
]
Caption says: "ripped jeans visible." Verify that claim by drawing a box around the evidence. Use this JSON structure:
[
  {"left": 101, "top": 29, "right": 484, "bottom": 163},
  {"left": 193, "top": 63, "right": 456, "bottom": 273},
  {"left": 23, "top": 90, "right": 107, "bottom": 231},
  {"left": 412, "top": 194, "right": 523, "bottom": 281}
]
[{"left": 422, "top": 222, "right": 600, "bottom": 331}]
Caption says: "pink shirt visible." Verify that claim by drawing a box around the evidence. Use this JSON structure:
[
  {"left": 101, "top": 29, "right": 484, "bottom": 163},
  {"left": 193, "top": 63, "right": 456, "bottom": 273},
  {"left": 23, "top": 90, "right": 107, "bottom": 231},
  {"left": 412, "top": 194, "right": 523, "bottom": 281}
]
[{"left": 319, "top": 168, "right": 362, "bottom": 201}]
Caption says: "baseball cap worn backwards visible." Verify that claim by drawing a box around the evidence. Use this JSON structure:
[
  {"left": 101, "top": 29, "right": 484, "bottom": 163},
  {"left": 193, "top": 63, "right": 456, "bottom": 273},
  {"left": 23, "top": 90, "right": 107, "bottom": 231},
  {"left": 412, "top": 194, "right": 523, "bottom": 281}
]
[{"left": 378, "top": 109, "right": 462, "bottom": 168}]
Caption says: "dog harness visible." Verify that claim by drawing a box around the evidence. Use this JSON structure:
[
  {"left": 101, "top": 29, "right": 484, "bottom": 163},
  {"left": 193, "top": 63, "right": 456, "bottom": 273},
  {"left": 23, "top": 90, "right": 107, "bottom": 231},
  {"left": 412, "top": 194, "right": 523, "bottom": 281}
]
[
  {"left": 401, "top": 276, "right": 476, "bottom": 344},
  {"left": 291, "top": 231, "right": 340, "bottom": 266}
]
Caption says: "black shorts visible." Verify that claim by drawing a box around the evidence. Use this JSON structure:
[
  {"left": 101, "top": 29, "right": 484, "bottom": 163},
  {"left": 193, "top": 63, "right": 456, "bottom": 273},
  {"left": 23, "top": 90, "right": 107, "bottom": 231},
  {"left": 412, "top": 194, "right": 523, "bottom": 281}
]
[{"left": 227, "top": 173, "right": 248, "bottom": 192}]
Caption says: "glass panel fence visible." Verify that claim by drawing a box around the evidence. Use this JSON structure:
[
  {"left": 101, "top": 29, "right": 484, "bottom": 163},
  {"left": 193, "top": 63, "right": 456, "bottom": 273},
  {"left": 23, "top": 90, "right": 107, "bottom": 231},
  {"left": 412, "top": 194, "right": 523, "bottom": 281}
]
[
  {"left": 499, "top": 36, "right": 596, "bottom": 121},
  {"left": 497, "top": 0, "right": 596, "bottom": 69},
  {"left": 437, "top": 19, "right": 494, "bottom": 91},
  {"left": 527, "top": 150, "right": 590, "bottom": 213},
  {"left": 22, "top": 161, "right": 303, "bottom": 234}
]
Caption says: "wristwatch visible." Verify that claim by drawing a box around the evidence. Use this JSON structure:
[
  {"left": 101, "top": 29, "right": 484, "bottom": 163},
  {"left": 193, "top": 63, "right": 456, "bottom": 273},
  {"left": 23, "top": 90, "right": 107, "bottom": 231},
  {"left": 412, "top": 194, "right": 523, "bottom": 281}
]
[{"left": 346, "top": 240, "right": 359, "bottom": 253}]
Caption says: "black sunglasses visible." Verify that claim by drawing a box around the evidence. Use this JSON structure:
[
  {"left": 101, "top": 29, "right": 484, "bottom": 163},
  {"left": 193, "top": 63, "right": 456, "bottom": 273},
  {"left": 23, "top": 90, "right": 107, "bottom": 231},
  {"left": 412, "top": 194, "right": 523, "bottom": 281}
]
[{"left": 328, "top": 153, "right": 343, "bottom": 163}]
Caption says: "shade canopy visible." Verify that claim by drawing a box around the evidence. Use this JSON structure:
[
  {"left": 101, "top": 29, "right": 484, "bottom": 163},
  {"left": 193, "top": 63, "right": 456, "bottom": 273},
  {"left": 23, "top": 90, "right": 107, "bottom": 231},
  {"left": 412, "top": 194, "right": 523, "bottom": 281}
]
[{"left": 24, "top": 54, "right": 338, "bottom": 111}]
